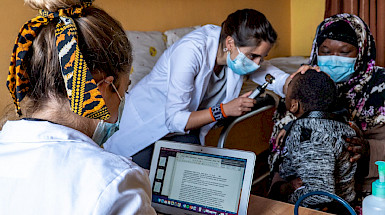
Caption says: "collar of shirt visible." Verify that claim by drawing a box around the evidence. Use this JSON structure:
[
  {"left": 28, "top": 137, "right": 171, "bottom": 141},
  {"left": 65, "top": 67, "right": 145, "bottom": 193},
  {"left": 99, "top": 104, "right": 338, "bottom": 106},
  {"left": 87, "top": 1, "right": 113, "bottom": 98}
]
[{"left": 0, "top": 120, "right": 95, "bottom": 145}]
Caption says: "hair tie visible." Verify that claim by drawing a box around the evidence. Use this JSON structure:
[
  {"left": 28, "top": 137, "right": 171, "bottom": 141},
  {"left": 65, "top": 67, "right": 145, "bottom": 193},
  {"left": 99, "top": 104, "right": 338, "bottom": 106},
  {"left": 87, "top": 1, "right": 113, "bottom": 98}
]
[{"left": 7, "top": 0, "right": 110, "bottom": 120}]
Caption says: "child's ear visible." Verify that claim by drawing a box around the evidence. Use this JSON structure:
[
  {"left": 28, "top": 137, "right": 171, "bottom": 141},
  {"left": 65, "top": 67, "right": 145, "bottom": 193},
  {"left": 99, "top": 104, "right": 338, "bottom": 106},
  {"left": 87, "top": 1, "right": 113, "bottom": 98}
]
[{"left": 289, "top": 99, "right": 300, "bottom": 114}]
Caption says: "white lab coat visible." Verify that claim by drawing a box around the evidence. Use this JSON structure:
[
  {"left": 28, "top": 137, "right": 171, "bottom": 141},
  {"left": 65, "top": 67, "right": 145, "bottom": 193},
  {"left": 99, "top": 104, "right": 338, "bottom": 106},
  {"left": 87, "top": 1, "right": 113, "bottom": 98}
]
[
  {"left": 104, "top": 24, "right": 289, "bottom": 157},
  {"left": 0, "top": 120, "right": 156, "bottom": 215}
]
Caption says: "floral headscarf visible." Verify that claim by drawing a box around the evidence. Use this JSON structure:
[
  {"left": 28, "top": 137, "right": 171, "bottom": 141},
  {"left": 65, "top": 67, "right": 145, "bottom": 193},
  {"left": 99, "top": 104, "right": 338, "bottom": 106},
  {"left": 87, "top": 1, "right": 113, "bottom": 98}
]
[{"left": 309, "top": 13, "right": 385, "bottom": 131}]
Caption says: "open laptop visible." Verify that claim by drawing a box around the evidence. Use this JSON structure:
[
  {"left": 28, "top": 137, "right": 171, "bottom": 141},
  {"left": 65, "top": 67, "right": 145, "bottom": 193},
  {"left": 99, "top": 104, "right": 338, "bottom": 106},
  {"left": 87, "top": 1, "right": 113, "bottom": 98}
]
[{"left": 149, "top": 140, "right": 256, "bottom": 215}]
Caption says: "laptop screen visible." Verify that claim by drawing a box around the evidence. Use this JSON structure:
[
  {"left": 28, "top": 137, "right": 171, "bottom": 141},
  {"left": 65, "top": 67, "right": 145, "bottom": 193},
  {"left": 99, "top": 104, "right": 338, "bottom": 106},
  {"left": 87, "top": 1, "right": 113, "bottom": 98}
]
[{"left": 151, "top": 146, "right": 247, "bottom": 215}]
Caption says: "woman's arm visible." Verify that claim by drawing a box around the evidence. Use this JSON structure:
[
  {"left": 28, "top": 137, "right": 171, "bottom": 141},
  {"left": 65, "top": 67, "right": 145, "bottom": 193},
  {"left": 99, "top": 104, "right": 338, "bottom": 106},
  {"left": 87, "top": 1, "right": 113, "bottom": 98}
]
[
  {"left": 362, "top": 124, "right": 385, "bottom": 178},
  {"left": 165, "top": 41, "right": 255, "bottom": 132},
  {"left": 185, "top": 91, "right": 255, "bottom": 130},
  {"left": 165, "top": 41, "right": 204, "bottom": 133}
]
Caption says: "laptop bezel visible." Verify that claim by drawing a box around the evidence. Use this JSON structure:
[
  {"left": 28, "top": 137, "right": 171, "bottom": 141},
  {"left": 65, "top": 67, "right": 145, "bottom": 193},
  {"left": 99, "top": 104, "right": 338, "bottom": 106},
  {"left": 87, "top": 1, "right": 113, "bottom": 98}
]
[{"left": 149, "top": 140, "right": 256, "bottom": 215}]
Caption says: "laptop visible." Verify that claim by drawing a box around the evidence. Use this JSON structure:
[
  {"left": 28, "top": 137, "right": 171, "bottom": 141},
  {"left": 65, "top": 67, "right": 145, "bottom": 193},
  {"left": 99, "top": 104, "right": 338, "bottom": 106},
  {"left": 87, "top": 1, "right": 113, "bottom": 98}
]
[{"left": 149, "top": 140, "right": 256, "bottom": 215}]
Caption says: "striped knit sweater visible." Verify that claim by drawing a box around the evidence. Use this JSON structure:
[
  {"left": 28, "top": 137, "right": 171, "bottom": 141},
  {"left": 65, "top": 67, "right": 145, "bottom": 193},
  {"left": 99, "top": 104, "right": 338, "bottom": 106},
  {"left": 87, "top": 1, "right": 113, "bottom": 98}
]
[{"left": 279, "top": 112, "right": 357, "bottom": 207}]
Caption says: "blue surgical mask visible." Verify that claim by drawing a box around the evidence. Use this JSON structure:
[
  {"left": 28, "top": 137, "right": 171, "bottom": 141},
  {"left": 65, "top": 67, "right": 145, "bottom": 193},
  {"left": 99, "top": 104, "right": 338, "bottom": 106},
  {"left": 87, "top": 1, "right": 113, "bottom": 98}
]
[
  {"left": 317, "top": 55, "right": 356, "bottom": 82},
  {"left": 227, "top": 47, "right": 260, "bottom": 75},
  {"left": 92, "top": 96, "right": 125, "bottom": 146},
  {"left": 92, "top": 81, "right": 125, "bottom": 146}
]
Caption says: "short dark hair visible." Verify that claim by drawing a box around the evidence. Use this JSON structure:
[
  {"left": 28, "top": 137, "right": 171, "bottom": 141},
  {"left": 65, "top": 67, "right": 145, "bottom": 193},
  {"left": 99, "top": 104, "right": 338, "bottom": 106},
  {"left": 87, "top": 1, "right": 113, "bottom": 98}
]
[
  {"left": 220, "top": 9, "right": 277, "bottom": 47},
  {"left": 288, "top": 69, "right": 337, "bottom": 112}
]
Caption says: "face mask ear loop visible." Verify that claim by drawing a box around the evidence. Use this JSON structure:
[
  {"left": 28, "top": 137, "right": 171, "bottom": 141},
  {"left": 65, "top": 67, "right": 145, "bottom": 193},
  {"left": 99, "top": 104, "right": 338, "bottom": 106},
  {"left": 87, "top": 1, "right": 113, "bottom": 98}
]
[
  {"left": 236, "top": 47, "right": 241, "bottom": 54},
  {"left": 96, "top": 78, "right": 123, "bottom": 101},
  {"left": 110, "top": 81, "right": 122, "bottom": 101}
]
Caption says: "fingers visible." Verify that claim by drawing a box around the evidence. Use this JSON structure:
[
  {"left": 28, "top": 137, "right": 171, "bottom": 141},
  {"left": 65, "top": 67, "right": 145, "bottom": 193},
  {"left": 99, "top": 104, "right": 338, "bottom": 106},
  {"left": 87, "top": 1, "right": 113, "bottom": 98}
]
[
  {"left": 348, "top": 121, "right": 364, "bottom": 137},
  {"left": 349, "top": 154, "right": 361, "bottom": 163},
  {"left": 346, "top": 137, "right": 364, "bottom": 146},
  {"left": 290, "top": 65, "right": 310, "bottom": 78},
  {"left": 290, "top": 65, "right": 321, "bottom": 78},
  {"left": 276, "top": 129, "right": 286, "bottom": 145},
  {"left": 312, "top": 65, "right": 321, "bottom": 72},
  {"left": 348, "top": 145, "right": 362, "bottom": 153},
  {"left": 291, "top": 178, "right": 303, "bottom": 190},
  {"left": 240, "top": 91, "right": 252, "bottom": 98},
  {"left": 224, "top": 97, "right": 256, "bottom": 117},
  {"left": 237, "top": 99, "right": 254, "bottom": 113},
  {"left": 238, "top": 107, "right": 252, "bottom": 112}
]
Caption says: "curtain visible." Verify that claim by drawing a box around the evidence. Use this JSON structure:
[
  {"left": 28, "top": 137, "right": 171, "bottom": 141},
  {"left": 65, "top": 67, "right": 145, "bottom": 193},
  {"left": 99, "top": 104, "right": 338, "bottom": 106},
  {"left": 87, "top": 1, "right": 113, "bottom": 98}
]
[{"left": 325, "top": 0, "right": 385, "bottom": 67}]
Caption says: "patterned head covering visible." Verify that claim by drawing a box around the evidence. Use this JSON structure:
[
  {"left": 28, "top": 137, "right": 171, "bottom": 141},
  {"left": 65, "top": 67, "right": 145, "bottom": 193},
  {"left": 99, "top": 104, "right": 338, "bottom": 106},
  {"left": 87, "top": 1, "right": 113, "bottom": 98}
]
[
  {"left": 316, "top": 20, "right": 358, "bottom": 48},
  {"left": 7, "top": 0, "right": 110, "bottom": 120},
  {"left": 309, "top": 13, "right": 385, "bottom": 131}
]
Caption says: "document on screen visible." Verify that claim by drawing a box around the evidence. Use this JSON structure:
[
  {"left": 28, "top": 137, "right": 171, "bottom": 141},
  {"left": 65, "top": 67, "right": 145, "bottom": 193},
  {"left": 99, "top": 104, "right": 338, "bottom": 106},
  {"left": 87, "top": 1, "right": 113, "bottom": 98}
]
[{"left": 164, "top": 152, "right": 244, "bottom": 213}]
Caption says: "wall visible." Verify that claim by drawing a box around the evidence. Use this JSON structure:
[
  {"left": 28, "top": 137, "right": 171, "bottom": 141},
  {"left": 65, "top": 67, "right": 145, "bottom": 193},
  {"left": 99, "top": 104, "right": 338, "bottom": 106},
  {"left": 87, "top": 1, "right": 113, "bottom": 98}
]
[
  {"left": 291, "top": 0, "right": 326, "bottom": 56},
  {"left": 94, "top": 0, "right": 292, "bottom": 58},
  {"left": 0, "top": 1, "right": 37, "bottom": 116},
  {"left": 0, "top": 0, "right": 324, "bottom": 117}
]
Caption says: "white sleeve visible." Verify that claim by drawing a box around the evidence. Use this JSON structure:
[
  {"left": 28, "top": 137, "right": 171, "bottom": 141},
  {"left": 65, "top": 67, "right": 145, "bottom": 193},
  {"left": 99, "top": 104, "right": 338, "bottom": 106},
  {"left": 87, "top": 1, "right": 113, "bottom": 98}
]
[
  {"left": 95, "top": 166, "right": 156, "bottom": 215},
  {"left": 165, "top": 41, "right": 202, "bottom": 133},
  {"left": 249, "top": 61, "right": 289, "bottom": 98}
]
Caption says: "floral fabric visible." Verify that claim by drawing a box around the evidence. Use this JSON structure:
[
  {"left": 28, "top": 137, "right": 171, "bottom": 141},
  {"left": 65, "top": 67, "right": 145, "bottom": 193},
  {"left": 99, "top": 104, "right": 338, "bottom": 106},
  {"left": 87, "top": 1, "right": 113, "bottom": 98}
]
[{"left": 309, "top": 13, "right": 385, "bottom": 131}]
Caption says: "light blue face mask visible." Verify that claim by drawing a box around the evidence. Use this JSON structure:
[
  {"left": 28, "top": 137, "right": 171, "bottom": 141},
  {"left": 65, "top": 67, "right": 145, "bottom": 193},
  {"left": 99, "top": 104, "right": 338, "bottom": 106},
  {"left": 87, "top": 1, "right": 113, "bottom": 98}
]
[
  {"left": 92, "top": 96, "right": 125, "bottom": 146},
  {"left": 92, "top": 81, "right": 125, "bottom": 146},
  {"left": 317, "top": 55, "right": 357, "bottom": 82},
  {"left": 227, "top": 47, "right": 260, "bottom": 75}
]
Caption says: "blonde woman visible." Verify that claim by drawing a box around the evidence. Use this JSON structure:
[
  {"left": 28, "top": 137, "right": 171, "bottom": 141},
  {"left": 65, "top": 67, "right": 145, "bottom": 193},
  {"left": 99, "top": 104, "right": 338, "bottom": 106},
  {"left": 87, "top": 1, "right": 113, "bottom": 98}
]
[{"left": 0, "top": 0, "right": 155, "bottom": 214}]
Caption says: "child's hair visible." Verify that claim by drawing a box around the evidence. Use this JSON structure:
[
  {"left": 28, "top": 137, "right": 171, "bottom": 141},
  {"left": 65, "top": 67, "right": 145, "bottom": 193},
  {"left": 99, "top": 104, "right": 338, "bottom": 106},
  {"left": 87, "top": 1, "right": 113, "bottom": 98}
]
[
  {"left": 288, "top": 69, "right": 337, "bottom": 112},
  {"left": 219, "top": 9, "right": 277, "bottom": 47}
]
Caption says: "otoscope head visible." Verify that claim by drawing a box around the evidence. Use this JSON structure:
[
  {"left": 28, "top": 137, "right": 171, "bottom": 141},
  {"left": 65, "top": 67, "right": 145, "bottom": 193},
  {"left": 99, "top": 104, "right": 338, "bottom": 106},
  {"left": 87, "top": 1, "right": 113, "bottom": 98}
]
[{"left": 265, "top": 74, "right": 275, "bottom": 84}]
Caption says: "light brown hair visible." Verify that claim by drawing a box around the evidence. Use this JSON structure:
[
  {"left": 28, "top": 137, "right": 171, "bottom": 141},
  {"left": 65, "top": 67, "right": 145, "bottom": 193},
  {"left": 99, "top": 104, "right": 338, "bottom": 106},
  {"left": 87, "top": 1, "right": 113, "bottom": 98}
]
[{"left": 24, "top": 0, "right": 132, "bottom": 115}]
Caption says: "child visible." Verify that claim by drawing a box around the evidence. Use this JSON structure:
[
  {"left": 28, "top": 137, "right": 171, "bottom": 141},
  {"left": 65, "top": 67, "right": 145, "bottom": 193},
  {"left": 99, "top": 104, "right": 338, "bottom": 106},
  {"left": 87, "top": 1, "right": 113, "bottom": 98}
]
[{"left": 269, "top": 70, "right": 357, "bottom": 209}]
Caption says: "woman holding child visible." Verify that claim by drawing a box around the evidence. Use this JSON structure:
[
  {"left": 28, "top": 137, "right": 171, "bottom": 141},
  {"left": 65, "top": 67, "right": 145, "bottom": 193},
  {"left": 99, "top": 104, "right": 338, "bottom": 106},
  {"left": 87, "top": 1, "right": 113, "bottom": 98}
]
[{"left": 270, "top": 13, "right": 385, "bottom": 210}]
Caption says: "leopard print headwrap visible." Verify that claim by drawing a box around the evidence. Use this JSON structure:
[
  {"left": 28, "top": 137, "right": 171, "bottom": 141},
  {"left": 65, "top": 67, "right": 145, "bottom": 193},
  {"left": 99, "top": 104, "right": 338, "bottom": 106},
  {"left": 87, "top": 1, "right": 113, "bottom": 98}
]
[{"left": 7, "top": 0, "right": 110, "bottom": 120}]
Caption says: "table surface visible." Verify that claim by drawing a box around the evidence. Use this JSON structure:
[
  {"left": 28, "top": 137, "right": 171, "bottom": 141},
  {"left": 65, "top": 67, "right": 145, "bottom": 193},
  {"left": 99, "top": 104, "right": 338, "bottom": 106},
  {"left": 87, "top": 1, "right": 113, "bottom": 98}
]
[
  {"left": 248, "top": 195, "right": 332, "bottom": 215},
  {"left": 156, "top": 194, "right": 332, "bottom": 215}
]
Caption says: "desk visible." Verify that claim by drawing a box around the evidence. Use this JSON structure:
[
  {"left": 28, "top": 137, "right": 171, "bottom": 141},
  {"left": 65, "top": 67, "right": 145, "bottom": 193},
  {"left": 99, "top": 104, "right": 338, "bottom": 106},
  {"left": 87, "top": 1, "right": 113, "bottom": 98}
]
[
  {"left": 248, "top": 195, "right": 331, "bottom": 215},
  {"left": 156, "top": 194, "right": 331, "bottom": 215}
]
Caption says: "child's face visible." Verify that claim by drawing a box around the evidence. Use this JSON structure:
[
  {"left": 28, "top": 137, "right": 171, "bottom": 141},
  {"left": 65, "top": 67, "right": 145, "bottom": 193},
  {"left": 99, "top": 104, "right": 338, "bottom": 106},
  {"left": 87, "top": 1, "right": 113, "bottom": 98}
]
[
  {"left": 285, "top": 78, "right": 295, "bottom": 112},
  {"left": 284, "top": 75, "right": 303, "bottom": 117}
]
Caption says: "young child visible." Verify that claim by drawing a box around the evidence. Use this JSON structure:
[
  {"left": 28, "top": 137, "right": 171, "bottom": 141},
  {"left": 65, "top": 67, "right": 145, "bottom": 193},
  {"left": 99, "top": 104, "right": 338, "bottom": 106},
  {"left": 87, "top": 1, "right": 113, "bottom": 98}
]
[{"left": 269, "top": 70, "right": 357, "bottom": 209}]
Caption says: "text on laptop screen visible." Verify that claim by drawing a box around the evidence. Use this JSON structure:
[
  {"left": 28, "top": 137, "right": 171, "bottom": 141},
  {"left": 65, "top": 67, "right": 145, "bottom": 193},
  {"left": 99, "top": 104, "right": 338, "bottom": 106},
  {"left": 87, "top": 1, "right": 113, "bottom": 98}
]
[{"left": 152, "top": 147, "right": 247, "bottom": 215}]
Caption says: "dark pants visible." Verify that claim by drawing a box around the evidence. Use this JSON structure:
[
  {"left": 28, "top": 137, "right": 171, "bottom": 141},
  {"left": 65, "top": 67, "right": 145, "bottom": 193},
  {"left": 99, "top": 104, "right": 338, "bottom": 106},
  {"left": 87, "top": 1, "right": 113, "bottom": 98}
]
[{"left": 131, "top": 131, "right": 200, "bottom": 170}]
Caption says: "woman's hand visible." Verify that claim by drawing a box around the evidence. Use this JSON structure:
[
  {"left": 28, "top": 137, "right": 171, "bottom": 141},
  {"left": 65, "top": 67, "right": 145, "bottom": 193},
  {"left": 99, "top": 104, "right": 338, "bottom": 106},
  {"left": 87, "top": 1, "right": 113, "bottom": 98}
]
[
  {"left": 222, "top": 91, "right": 256, "bottom": 117},
  {"left": 346, "top": 121, "right": 370, "bottom": 162},
  {"left": 279, "top": 177, "right": 303, "bottom": 196},
  {"left": 276, "top": 129, "right": 287, "bottom": 146},
  {"left": 270, "top": 172, "right": 303, "bottom": 199},
  {"left": 283, "top": 65, "right": 321, "bottom": 95},
  {"left": 290, "top": 177, "right": 304, "bottom": 190}
]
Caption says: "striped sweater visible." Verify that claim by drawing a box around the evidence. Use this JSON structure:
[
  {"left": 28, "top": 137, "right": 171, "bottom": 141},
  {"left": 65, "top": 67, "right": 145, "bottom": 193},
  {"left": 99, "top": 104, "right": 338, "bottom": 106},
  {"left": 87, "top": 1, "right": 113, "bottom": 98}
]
[{"left": 279, "top": 112, "right": 357, "bottom": 207}]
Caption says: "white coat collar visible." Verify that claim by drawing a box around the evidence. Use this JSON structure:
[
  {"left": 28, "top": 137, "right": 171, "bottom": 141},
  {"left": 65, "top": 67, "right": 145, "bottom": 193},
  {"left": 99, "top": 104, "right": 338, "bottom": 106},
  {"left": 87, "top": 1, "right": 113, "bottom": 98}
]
[{"left": 0, "top": 120, "right": 95, "bottom": 145}]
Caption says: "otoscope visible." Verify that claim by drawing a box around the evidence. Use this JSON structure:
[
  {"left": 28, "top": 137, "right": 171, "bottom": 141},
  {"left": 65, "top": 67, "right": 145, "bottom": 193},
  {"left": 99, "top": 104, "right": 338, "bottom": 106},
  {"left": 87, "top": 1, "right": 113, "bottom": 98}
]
[{"left": 248, "top": 74, "right": 275, "bottom": 99}]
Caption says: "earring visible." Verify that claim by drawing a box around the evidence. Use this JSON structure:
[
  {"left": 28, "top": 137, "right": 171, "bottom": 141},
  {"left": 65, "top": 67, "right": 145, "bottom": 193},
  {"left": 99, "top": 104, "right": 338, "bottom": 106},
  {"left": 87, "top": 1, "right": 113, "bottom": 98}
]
[{"left": 223, "top": 47, "right": 228, "bottom": 52}]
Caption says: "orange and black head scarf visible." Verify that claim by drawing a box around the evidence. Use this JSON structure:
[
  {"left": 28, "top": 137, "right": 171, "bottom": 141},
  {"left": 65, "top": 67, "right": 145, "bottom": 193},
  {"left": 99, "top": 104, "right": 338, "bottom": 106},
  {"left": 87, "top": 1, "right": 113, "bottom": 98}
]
[{"left": 7, "top": 0, "right": 110, "bottom": 120}]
